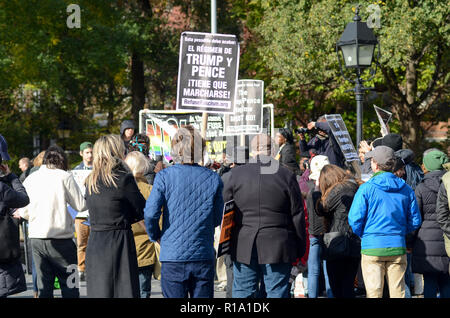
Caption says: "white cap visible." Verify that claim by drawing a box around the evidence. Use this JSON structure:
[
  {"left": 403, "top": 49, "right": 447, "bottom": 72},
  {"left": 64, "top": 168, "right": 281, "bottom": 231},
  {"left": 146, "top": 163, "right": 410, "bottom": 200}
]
[{"left": 309, "top": 155, "right": 330, "bottom": 181}]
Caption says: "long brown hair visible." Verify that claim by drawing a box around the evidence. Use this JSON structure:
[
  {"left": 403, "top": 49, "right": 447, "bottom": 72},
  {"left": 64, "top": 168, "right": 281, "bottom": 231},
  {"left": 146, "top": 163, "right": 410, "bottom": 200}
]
[{"left": 319, "top": 164, "right": 353, "bottom": 204}]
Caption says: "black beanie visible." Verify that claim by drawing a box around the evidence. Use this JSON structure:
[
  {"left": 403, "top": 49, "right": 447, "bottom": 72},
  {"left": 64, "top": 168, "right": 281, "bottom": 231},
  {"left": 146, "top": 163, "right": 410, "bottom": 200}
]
[{"left": 382, "top": 133, "right": 403, "bottom": 152}]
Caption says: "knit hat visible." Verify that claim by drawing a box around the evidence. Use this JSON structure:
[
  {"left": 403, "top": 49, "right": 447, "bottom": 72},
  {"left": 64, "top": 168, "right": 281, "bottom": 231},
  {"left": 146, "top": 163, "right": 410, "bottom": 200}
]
[
  {"left": 381, "top": 133, "right": 403, "bottom": 152},
  {"left": 423, "top": 150, "right": 449, "bottom": 172},
  {"left": 0, "top": 134, "right": 10, "bottom": 160},
  {"left": 79, "top": 141, "right": 93, "bottom": 152},
  {"left": 309, "top": 155, "right": 330, "bottom": 181}
]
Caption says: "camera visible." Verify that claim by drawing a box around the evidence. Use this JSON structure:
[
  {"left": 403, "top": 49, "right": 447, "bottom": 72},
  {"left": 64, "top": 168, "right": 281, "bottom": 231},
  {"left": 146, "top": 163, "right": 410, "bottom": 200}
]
[{"left": 294, "top": 127, "right": 315, "bottom": 134}]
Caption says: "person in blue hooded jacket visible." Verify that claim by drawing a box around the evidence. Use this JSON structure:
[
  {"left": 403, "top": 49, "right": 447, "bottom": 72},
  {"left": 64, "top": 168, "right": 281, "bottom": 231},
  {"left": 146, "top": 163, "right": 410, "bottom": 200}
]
[
  {"left": 144, "top": 125, "right": 224, "bottom": 298},
  {"left": 348, "top": 146, "right": 422, "bottom": 298}
]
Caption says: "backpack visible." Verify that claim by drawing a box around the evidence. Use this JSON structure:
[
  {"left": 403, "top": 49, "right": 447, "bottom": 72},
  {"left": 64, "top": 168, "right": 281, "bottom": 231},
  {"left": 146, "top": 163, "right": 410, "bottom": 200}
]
[{"left": 0, "top": 209, "right": 21, "bottom": 263}]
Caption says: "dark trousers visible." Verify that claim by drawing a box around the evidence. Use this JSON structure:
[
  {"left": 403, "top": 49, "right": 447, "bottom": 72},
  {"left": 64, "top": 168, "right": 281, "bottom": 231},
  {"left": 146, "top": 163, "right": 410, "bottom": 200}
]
[
  {"left": 161, "top": 260, "right": 215, "bottom": 298},
  {"left": 326, "top": 257, "right": 360, "bottom": 298},
  {"left": 224, "top": 254, "right": 234, "bottom": 298},
  {"left": 138, "top": 264, "right": 154, "bottom": 298},
  {"left": 31, "top": 238, "right": 79, "bottom": 298}
]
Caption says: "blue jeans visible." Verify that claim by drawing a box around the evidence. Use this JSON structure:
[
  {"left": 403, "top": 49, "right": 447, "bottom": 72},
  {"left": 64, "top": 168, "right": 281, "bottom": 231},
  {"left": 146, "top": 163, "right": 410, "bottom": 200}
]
[
  {"left": 161, "top": 260, "right": 215, "bottom": 298},
  {"left": 31, "top": 252, "right": 38, "bottom": 293},
  {"left": 404, "top": 252, "right": 413, "bottom": 298},
  {"left": 423, "top": 273, "right": 450, "bottom": 298},
  {"left": 307, "top": 235, "right": 333, "bottom": 298},
  {"left": 138, "top": 265, "right": 154, "bottom": 298},
  {"left": 232, "top": 245, "right": 292, "bottom": 298}
]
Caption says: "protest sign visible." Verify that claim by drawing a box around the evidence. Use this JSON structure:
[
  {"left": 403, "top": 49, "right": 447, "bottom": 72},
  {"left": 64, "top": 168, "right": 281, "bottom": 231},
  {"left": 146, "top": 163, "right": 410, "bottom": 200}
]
[
  {"left": 68, "top": 169, "right": 91, "bottom": 224},
  {"left": 224, "top": 80, "right": 264, "bottom": 135},
  {"left": 176, "top": 32, "right": 239, "bottom": 114},
  {"left": 139, "top": 107, "right": 274, "bottom": 162},
  {"left": 217, "top": 200, "right": 236, "bottom": 258},
  {"left": 139, "top": 110, "right": 226, "bottom": 162},
  {"left": 325, "top": 114, "right": 359, "bottom": 162},
  {"left": 374, "top": 105, "right": 392, "bottom": 136}
]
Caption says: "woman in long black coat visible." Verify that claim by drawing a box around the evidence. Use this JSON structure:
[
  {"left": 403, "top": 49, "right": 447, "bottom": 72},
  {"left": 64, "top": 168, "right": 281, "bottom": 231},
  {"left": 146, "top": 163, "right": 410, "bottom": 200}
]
[{"left": 85, "top": 135, "right": 146, "bottom": 298}]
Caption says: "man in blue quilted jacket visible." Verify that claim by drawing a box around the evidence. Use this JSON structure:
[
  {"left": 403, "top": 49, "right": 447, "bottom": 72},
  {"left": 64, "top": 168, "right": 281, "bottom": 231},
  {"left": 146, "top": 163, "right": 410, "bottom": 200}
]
[
  {"left": 144, "top": 125, "right": 224, "bottom": 298},
  {"left": 348, "top": 146, "right": 422, "bottom": 298}
]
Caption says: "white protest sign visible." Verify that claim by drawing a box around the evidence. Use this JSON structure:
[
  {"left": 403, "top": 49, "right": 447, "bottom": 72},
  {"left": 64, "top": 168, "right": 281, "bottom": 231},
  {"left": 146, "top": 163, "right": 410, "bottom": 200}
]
[
  {"left": 224, "top": 80, "right": 264, "bottom": 135},
  {"left": 70, "top": 169, "right": 91, "bottom": 218},
  {"left": 324, "top": 114, "right": 359, "bottom": 162}
]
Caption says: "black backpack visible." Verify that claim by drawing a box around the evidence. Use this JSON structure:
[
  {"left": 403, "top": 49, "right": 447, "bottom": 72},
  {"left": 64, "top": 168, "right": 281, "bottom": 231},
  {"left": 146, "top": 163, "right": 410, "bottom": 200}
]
[{"left": 0, "top": 209, "right": 21, "bottom": 263}]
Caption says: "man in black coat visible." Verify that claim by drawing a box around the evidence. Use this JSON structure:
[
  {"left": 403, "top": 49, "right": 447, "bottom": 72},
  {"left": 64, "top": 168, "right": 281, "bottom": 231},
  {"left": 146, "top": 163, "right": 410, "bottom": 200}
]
[
  {"left": 223, "top": 134, "right": 306, "bottom": 298},
  {"left": 0, "top": 134, "right": 30, "bottom": 298}
]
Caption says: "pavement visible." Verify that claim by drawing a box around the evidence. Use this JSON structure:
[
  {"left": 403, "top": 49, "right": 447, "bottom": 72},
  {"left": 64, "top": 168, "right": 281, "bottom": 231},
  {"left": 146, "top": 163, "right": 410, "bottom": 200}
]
[{"left": 9, "top": 273, "right": 227, "bottom": 298}]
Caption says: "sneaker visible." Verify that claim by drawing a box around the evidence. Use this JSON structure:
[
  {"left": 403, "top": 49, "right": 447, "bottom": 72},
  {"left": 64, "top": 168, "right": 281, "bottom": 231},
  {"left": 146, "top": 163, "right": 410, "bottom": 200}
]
[{"left": 215, "top": 282, "right": 227, "bottom": 291}]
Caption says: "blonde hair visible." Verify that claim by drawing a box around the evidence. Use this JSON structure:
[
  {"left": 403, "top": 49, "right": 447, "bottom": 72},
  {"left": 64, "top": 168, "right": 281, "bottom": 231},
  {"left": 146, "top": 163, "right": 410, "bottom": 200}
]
[
  {"left": 33, "top": 151, "right": 46, "bottom": 167},
  {"left": 124, "top": 151, "right": 151, "bottom": 177},
  {"left": 85, "top": 134, "right": 126, "bottom": 194}
]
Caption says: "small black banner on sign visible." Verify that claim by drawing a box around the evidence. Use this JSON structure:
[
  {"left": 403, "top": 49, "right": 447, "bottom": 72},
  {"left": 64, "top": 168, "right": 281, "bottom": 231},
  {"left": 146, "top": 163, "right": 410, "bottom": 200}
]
[
  {"left": 176, "top": 32, "right": 240, "bottom": 114},
  {"left": 217, "top": 200, "right": 236, "bottom": 258}
]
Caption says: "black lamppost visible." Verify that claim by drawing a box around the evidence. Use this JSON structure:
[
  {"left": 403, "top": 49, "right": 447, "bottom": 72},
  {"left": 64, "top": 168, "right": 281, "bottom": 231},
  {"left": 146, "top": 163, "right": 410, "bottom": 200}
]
[
  {"left": 336, "top": 5, "right": 380, "bottom": 147},
  {"left": 57, "top": 120, "right": 71, "bottom": 151}
]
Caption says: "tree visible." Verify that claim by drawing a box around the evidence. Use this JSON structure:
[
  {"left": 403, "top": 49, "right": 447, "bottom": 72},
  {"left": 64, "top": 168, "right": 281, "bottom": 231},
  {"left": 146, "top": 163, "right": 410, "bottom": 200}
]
[{"left": 234, "top": 0, "right": 449, "bottom": 153}]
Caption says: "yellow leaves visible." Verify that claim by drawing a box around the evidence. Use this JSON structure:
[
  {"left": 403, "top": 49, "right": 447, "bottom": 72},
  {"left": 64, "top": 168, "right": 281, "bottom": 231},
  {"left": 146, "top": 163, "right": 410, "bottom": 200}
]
[{"left": 51, "top": 37, "right": 60, "bottom": 46}]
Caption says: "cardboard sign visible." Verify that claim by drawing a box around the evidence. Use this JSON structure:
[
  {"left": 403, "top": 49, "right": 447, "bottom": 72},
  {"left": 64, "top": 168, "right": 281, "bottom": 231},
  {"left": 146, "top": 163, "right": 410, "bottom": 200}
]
[
  {"left": 176, "top": 32, "right": 240, "bottom": 114},
  {"left": 224, "top": 80, "right": 264, "bottom": 135},
  {"left": 324, "top": 114, "right": 359, "bottom": 162},
  {"left": 217, "top": 200, "right": 236, "bottom": 257}
]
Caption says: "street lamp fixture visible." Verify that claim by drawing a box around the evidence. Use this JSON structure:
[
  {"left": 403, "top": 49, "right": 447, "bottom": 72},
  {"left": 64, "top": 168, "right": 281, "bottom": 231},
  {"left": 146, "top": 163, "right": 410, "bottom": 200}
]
[{"left": 336, "top": 5, "right": 380, "bottom": 147}]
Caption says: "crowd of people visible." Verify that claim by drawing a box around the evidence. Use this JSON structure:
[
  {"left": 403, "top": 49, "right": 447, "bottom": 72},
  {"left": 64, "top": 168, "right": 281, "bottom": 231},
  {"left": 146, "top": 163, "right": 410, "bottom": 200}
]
[{"left": 0, "top": 116, "right": 449, "bottom": 299}]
